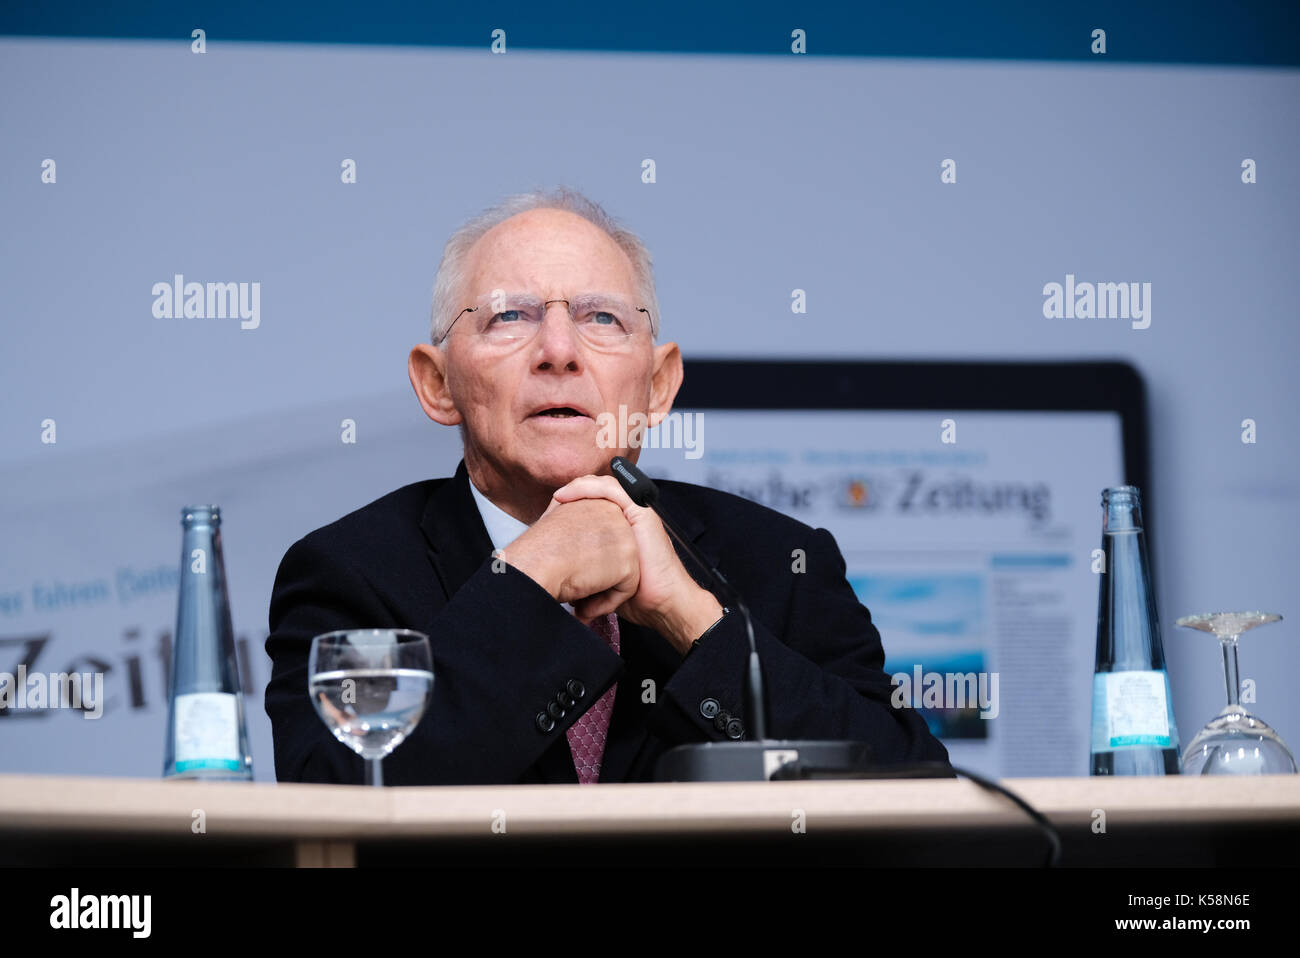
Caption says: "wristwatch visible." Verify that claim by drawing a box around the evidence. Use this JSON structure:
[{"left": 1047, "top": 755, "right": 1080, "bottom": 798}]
[{"left": 687, "top": 605, "right": 730, "bottom": 657}]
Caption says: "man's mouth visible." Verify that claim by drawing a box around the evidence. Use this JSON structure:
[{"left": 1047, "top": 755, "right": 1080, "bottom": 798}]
[{"left": 529, "top": 405, "right": 591, "bottom": 419}]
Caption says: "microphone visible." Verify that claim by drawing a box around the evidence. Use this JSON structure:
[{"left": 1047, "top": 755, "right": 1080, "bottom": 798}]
[{"left": 611, "top": 456, "right": 767, "bottom": 740}]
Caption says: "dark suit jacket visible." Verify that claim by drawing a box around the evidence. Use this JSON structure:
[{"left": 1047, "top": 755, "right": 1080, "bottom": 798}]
[{"left": 264, "top": 460, "right": 951, "bottom": 784}]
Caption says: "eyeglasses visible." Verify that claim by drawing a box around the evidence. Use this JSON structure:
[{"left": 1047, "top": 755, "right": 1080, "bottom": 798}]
[{"left": 438, "top": 291, "right": 653, "bottom": 349}]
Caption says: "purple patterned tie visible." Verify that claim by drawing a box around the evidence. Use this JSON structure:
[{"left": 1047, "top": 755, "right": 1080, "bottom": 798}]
[{"left": 567, "top": 612, "right": 620, "bottom": 784}]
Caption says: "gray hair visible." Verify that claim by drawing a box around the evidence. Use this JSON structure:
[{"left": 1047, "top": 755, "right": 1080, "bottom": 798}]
[{"left": 429, "top": 186, "right": 660, "bottom": 345}]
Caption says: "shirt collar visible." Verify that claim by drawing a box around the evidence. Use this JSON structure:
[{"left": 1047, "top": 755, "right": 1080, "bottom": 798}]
[{"left": 468, "top": 479, "right": 530, "bottom": 551}]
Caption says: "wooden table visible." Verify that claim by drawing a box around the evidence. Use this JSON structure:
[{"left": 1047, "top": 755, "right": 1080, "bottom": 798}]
[{"left": 2, "top": 773, "right": 1298, "bottom": 866}]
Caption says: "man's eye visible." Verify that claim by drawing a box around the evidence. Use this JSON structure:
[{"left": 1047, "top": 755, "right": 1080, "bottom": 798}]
[
  {"left": 588, "top": 311, "right": 619, "bottom": 326},
  {"left": 493, "top": 310, "right": 523, "bottom": 323}
]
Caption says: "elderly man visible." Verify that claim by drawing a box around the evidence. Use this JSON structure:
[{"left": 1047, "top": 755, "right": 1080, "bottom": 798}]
[{"left": 264, "top": 187, "right": 950, "bottom": 784}]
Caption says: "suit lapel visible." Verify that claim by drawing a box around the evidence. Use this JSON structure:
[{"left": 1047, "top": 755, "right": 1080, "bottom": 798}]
[
  {"left": 420, "top": 459, "right": 496, "bottom": 602},
  {"left": 655, "top": 481, "right": 715, "bottom": 585}
]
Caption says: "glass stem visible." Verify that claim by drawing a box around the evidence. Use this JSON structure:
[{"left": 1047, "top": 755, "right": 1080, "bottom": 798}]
[
  {"left": 366, "top": 757, "right": 384, "bottom": 787},
  {"left": 1221, "top": 636, "right": 1241, "bottom": 708}
]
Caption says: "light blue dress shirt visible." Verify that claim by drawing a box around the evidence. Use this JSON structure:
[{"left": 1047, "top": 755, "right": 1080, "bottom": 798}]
[{"left": 468, "top": 478, "right": 529, "bottom": 552}]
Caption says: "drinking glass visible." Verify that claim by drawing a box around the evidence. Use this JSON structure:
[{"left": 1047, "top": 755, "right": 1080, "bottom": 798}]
[
  {"left": 1176, "top": 612, "right": 1296, "bottom": 775},
  {"left": 308, "top": 629, "right": 434, "bottom": 786}
]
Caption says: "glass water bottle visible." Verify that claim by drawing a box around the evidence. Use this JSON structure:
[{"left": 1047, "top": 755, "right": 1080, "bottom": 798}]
[
  {"left": 162, "top": 505, "right": 254, "bottom": 780},
  {"left": 1090, "top": 486, "right": 1181, "bottom": 775}
]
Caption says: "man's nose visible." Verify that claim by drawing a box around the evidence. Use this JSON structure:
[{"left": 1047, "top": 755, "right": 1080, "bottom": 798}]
[{"left": 533, "top": 301, "right": 581, "bottom": 370}]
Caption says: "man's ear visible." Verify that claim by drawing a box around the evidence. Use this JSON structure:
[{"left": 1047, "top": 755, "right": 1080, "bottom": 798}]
[
  {"left": 408, "top": 343, "right": 463, "bottom": 426},
  {"left": 646, "top": 341, "right": 684, "bottom": 428}
]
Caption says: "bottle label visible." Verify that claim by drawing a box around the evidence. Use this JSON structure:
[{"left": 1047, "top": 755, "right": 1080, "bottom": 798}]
[
  {"left": 174, "top": 692, "right": 241, "bottom": 772},
  {"left": 1091, "top": 670, "right": 1172, "bottom": 749}
]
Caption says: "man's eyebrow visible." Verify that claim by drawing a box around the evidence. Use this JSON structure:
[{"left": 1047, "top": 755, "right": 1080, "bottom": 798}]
[
  {"left": 479, "top": 291, "right": 635, "bottom": 307},
  {"left": 568, "top": 291, "right": 636, "bottom": 306},
  {"left": 472, "top": 290, "right": 542, "bottom": 307}
]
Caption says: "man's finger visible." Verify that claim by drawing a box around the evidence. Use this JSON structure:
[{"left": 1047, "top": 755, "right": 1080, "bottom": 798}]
[
  {"left": 573, "top": 584, "right": 634, "bottom": 625},
  {"left": 552, "top": 474, "right": 643, "bottom": 517}
]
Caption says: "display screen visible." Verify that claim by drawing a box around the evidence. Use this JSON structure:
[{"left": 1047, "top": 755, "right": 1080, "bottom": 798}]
[{"left": 640, "top": 409, "right": 1126, "bottom": 778}]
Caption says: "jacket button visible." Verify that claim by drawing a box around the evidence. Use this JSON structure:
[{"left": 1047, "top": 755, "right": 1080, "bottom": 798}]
[
  {"left": 699, "top": 698, "right": 720, "bottom": 719},
  {"left": 713, "top": 710, "right": 730, "bottom": 732},
  {"left": 566, "top": 679, "right": 585, "bottom": 700},
  {"left": 535, "top": 711, "right": 556, "bottom": 733},
  {"left": 546, "top": 700, "right": 566, "bottom": 720},
  {"left": 556, "top": 690, "right": 575, "bottom": 709},
  {"left": 726, "top": 718, "right": 745, "bottom": 740}
]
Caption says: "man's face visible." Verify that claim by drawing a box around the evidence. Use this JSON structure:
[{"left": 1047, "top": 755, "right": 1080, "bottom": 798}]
[{"left": 434, "top": 208, "right": 677, "bottom": 492}]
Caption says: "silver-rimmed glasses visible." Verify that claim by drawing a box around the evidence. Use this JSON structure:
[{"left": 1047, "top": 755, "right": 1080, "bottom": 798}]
[{"left": 437, "top": 291, "right": 653, "bottom": 349}]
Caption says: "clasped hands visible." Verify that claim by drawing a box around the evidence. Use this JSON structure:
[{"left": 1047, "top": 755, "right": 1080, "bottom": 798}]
[{"left": 500, "top": 475, "right": 723, "bottom": 656}]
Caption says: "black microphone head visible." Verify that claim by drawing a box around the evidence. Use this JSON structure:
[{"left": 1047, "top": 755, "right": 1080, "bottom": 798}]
[{"left": 609, "top": 456, "right": 659, "bottom": 507}]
